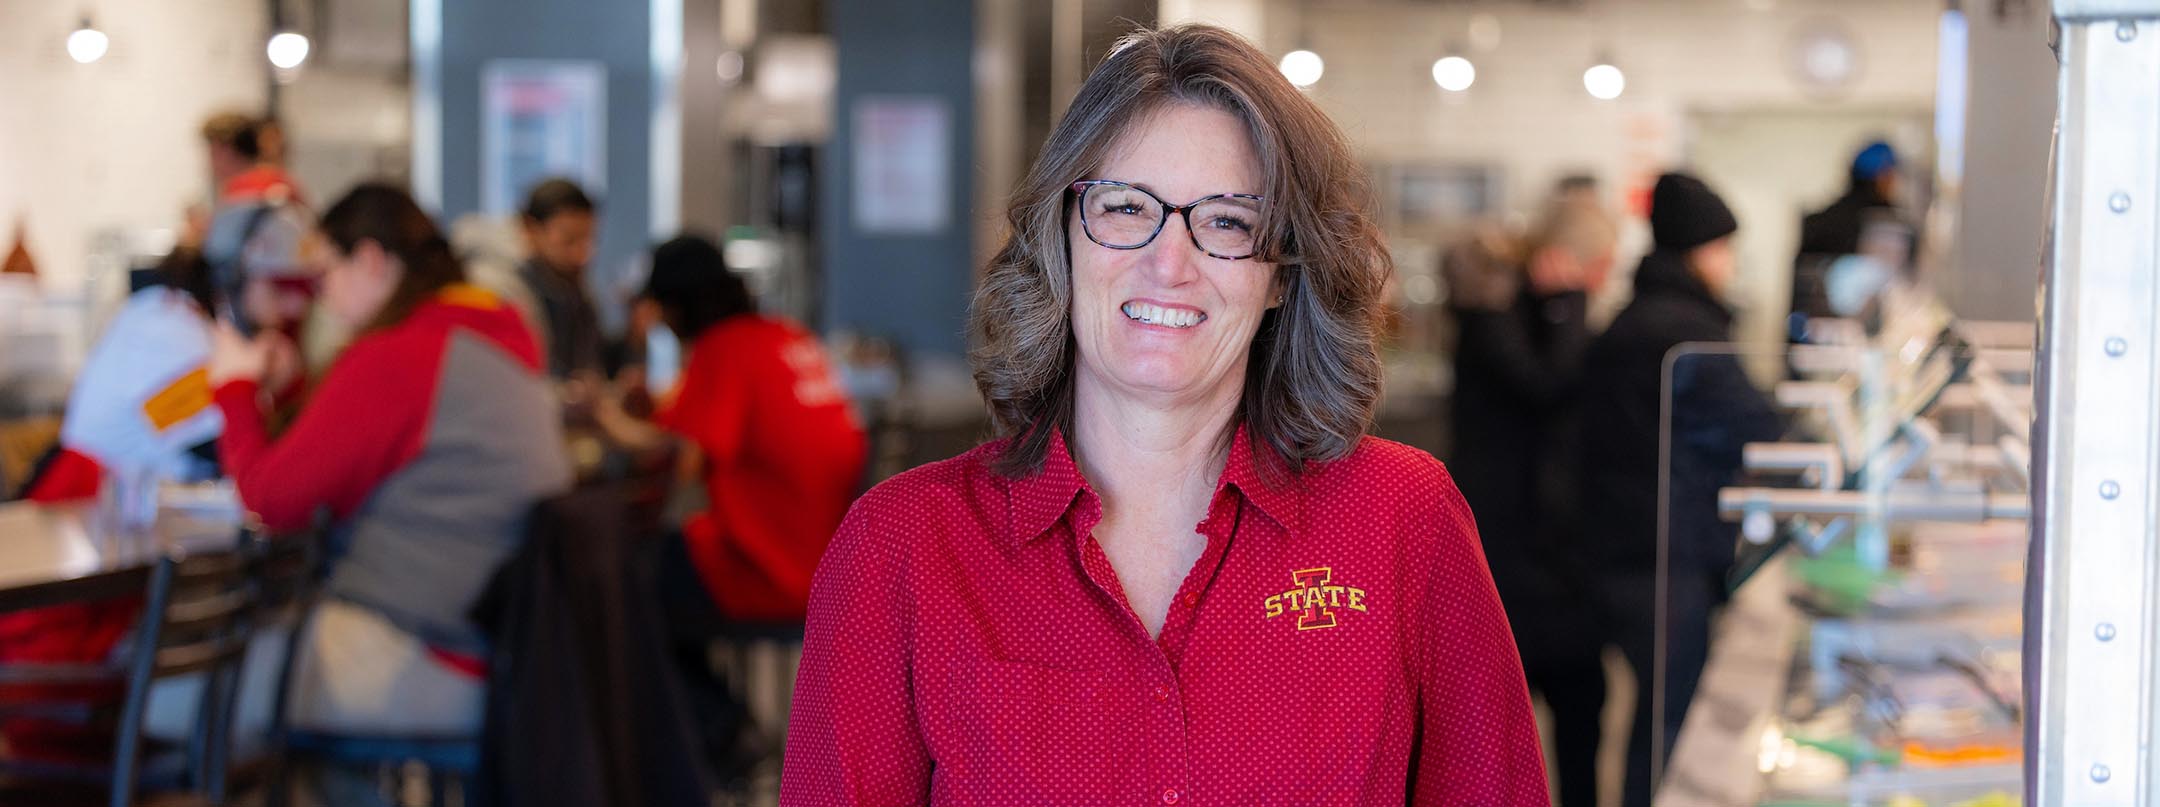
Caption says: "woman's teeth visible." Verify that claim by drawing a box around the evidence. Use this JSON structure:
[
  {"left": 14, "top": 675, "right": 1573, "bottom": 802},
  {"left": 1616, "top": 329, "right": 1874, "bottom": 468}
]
[{"left": 1122, "top": 302, "right": 1206, "bottom": 329}]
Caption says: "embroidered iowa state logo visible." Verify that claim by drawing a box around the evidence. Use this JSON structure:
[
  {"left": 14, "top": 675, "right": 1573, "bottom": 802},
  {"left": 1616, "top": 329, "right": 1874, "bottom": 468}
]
[{"left": 1262, "top": 567, "right": 1368, "bottom": 630}]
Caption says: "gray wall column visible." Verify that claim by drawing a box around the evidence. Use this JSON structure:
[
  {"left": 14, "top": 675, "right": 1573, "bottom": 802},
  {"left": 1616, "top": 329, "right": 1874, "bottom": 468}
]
[{"left": 822, "top": 0, "right": 977, "bottom": 357}]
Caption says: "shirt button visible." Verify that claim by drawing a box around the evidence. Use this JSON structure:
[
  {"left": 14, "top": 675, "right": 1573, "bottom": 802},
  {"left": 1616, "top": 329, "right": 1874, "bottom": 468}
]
[
  {"left": 1183, "top": 592, "right": 1199, "bottom": 607},
  {"left": 1153, "top": 685, "right": 1170, "bottom": 702},
  {"left": 1161, "top": 788, "right": 1181, "bottom": 805}
]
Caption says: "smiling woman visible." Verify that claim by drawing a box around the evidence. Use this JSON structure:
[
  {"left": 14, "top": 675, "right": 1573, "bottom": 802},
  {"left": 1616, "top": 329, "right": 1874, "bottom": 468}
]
[
  {"left": 970, "top": 26, "right": 1392, "bottom": 481},
  {"left": 781, "top": 24, "right": 1550, "bottom": 807}
]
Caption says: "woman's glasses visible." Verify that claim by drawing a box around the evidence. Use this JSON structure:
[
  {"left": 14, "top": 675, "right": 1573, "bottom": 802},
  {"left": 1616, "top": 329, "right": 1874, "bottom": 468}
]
[{"left": 1070, "top": 180, "right": 1267, "bottom": 261}]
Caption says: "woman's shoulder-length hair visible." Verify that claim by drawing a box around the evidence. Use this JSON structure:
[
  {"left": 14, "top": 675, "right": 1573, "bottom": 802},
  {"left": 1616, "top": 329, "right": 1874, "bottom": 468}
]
[{"left": 968, "top": 23, "right": 1391, "bottom": 479}]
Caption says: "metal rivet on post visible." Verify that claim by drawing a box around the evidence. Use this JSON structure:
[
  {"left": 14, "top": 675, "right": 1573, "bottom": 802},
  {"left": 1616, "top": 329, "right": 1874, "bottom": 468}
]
[
  {"left": 2120, "top": 22, "right": 2139, "bottom": 42},
  {"left": 2111, "top": 192, "right": 2134, "bottom": 213},
  {"left": 2097, "top": 622, "right": 2119, "bottom": 641},
  {"left": 2101, "top": 480, "right": 2122, "bottom": 500},
  {"left": 2107, "top": 336, "right": 2130, "bottom": 357},
  {"left": 2094, "top": 764, "right": 2114, "bottom": 783}
]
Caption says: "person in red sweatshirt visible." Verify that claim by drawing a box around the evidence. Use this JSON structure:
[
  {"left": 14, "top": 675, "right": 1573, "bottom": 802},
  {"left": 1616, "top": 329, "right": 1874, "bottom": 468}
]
[
  {"left": 207, "top": 184, "right": 569, "bottom": 764},
  {"left": 597, "top": 234, "right": 866, "bottom": 626}
]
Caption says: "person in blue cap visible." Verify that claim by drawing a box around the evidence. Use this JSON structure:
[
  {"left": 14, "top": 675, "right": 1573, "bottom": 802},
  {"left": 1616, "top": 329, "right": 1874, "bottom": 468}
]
[{"left": 1791, "top": 140, "right": 1912, "bottom": 326}]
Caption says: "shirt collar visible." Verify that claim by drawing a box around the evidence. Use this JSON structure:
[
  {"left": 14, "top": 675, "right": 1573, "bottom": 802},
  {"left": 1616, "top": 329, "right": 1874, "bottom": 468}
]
[
  {"left": 1005, "top": 428, "right": 1088, "bottom": 545},
  {"left": 1219, "top": 424, "right": 1303, "bottom": 531},
  {"left": 1003, "top": 422, "right": 1303, "bottom": 544}
]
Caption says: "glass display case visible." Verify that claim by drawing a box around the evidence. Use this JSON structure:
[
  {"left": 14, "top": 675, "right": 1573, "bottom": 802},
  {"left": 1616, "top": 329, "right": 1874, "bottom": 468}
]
[{"left": 1656, "top": 302, "right": 2032, "bottom": 807}]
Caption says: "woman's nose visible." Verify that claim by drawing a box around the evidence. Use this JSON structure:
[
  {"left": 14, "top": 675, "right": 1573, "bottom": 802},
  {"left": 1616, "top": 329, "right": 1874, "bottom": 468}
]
[{"left": 1136, "top": 213, "right": 1203, "bottom": 287}]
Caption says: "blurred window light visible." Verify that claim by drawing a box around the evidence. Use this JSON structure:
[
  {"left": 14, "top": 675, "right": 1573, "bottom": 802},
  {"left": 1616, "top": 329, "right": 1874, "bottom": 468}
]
[
  {"left": 67, "top": 23, "right": 108, "bottom": 64},
  {"left": 1279, "top": 49, "right": 1324, "bottom": 88},
  {"left": 754, "top": 37, "right": 836, "bottom": 104},
  {"left": 1432, "top": 56, "right": 1475, "bottom": 92},
  {"left": 267, "top": 31, "right": 311, "bottom": 70},
  {"left": 1584, "top": 63, "right": 1625, "bottom": 100}
]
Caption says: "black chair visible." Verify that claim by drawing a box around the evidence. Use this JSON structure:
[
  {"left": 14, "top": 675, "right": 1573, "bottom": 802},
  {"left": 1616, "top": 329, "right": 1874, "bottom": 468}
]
[
  {"left": 225, "top": 528, "right": 325, "bottom": 806},
  {"left": 0, "top": 548, "right": 258, "bottom": 807}
]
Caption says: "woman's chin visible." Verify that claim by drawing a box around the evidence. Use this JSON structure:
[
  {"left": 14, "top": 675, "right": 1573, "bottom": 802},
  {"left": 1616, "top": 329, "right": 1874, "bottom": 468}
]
[{"left": 1096, "top": 362, "right": 1225, "bottom": 402}]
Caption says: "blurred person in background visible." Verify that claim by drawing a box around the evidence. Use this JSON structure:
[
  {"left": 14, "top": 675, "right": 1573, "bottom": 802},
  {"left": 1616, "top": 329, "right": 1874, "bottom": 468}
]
[
  {"left": 193, "top": 112, "right": 303, "bottom": 240},
  {"left": 207, "top": 183, "right": 569, "bottom": 804},
  {"left": 254, "top": 117, "right": 289, "bottom": 168},
  {"left": 594, "top": 234, "right": 865, "bottom": 626},
  {"left": 199, "top": 112, "right": 269, "bottom": 200},
  {"left": 449, "top": 212, "right": 547, "bottom": 366},
  {"left": 782, "top": 25, "right": 1546, "bottom": 805},
  {"left": 26, "top": 113, "right": 318, "bottom": 503},
  {"left": 1579, "top": 173, "right": 1783, "bottom": 807},
  {"left": 1791, "top": 140, "right": 1910, "bottom": 336},
  {"left": 23, "top": 236, "right": 315, "bottom": 505},
  {"left": 582, "top": 234, "right": 863, "bottom": 775},
  {"left": 197, "top": 112, "right": 314, "bottom": 353},
  {"left": 517, "top": 178, "right": 605, "bottom": 382},
  {"left": 1445, "top": 180, "right": 1617, "bottom": 807}
]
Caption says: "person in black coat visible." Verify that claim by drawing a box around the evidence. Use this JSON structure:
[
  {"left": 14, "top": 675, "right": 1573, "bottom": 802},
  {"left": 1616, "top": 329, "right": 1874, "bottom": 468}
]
[
  {"left": 1445, "top": 187, "right": 1616, "bottom": 807},
  {"left": 1578, "top": 172, "right": 1783, "bottom": 807},
  {"left": 1791, "top": 141, "right": 1910, "bottom": 330}
]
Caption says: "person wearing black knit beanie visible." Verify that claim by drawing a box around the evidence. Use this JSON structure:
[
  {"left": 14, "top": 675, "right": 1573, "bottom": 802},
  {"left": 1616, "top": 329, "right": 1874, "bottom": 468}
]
[{"left": 1574, "top": 172, "right": 1784, "bottom": 807}]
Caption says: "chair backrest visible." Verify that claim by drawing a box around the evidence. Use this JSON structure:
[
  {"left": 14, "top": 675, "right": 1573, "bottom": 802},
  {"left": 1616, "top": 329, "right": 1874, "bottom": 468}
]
[
  {"left": 113, "top": 529, "right": 325, "bottom": 807},
  {"left": 203, "top": 529, "right": 324, "bottom": 804},
  {"left": 146, "top": 550, "right": 256, "bottom": 680},
  {"left": 248, "top": 531, "right": 324, "bottom": 628},
  {"left": 104, "top": 546, "right": 255, "bottom": 807}
]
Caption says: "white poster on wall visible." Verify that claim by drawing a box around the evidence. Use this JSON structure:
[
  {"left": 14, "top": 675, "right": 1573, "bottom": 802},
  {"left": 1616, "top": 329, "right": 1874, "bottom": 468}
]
[
  {"left": 482, "top": 60, "right": 607, "bottom": 216},
  {"left": 852, "top": 95, "right": 951, "bottom": 235}
]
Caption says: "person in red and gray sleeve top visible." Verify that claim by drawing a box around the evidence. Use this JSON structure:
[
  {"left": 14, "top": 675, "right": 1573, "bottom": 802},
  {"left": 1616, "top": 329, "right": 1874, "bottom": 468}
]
[
  {"left": 778, "top": 24, "right": 1547, "bottom": 807},
  {"left": 207, "top": 184, "right": 569, "bottom": 746}
]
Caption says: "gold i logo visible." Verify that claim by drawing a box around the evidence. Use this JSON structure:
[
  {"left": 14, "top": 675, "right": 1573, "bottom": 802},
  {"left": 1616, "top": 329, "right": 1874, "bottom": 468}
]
[{"left": 1263, "top": 567, "right": 1368, "bottom": 631}]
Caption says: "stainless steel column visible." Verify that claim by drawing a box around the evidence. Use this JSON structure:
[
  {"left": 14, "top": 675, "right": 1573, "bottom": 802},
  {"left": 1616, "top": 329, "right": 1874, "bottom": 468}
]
[{"left": 2034, "top": 3, "right": 2160, "bottom": 804}]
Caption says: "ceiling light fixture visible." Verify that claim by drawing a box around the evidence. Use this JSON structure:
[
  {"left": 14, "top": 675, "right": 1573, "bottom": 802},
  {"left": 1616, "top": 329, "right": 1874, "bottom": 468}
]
[
  {"left": 67, "top": 17, "right": 108, "bottom": 64},
  {"left": 1432, "top": 55, "right": 1476, "bottom": 92},
  {"left": 267, "top": 31, "right": 310, "bottom": 70}
]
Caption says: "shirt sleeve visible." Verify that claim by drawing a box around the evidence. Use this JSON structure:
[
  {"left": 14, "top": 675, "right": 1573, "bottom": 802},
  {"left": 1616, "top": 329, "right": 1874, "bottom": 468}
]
[
  {"left": 214, "top": 336, "right": 431, "bottom": 533},
  {"left": 778, "top": 489, "right": 932, "bottom": 805},
  {"left": 1409, "top": 470, "right": 1552, "bottom": 806},
  {"left": 656, "top": 334, "right": 750, "bottom": 468}
]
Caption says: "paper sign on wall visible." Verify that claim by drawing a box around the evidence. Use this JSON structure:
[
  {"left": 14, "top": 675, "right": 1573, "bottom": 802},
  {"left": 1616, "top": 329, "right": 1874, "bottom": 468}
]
[
  {"left": 482, "top": 60, "right": 607, "bottom": 216},
  {"left": 852, "top": 96, "right": 951, "bottom": 236}
]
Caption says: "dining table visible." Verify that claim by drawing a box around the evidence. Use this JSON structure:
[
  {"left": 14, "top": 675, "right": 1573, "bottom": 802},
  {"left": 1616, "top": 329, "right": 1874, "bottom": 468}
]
[{"left": 0, "top": 489, "right": 246, "bottom": 614}]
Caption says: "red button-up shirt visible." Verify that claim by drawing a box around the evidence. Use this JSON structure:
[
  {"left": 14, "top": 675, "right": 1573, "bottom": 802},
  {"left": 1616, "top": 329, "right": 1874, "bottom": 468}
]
[{"left": 780, "top": 426, "right": 1548, "bottom": 806}]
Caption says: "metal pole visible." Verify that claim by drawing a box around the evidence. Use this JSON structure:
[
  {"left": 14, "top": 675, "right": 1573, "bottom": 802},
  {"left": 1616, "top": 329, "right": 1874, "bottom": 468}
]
[
  {"left": 265, "top": 0, "right": 284, "bottom": 117},
  {"left": 2035, "top": 3, "right": 2160, "bottom": 805}
]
